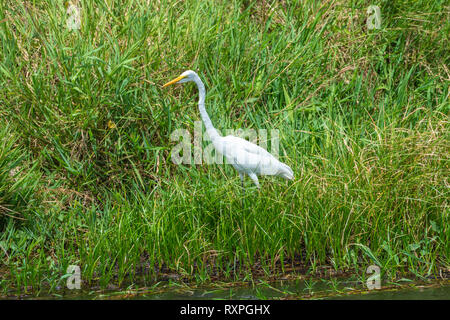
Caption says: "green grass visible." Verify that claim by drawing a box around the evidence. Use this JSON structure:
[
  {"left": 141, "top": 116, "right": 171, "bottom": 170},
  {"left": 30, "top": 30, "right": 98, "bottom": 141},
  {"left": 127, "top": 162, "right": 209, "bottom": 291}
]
[{"left": 0, "top": 0, "right": 448, "bottom": 294}]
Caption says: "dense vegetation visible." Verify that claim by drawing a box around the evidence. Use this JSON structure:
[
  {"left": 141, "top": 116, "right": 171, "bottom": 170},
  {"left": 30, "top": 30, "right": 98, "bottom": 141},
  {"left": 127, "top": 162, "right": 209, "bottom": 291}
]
[{"left": 0, "top": 0, "right": 448, "bottom": 293}]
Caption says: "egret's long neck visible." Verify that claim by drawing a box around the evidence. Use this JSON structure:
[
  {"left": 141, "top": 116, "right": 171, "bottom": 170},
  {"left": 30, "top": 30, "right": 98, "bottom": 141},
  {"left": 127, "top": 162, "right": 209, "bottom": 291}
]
[{"left": 194, "top": 76, "right": 220, "bottom": 141}]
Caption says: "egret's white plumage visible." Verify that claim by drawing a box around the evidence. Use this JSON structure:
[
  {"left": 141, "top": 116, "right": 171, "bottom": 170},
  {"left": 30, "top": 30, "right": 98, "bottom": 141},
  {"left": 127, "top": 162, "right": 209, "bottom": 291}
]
[{"left": 163, "top": 70, "right": 293, "bottom": 189}]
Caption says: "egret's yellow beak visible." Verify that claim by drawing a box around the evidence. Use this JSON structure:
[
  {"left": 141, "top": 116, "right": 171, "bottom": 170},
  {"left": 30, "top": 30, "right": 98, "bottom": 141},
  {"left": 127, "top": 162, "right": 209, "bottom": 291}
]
[{"left": 162, "top": 75, "right": 186, "bottom": 88}]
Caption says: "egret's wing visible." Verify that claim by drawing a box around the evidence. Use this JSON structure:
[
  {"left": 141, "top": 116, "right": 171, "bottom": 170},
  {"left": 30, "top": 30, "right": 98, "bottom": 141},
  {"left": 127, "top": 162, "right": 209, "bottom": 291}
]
[
  {"left": 219, "top": 135, "right": 281, "bottom": 175},
  {"left": 221, "top": 135, "right": 273, "bottom": 157},
  {"left": 218, "top": 135, "right": 293, "bottom": 179}
]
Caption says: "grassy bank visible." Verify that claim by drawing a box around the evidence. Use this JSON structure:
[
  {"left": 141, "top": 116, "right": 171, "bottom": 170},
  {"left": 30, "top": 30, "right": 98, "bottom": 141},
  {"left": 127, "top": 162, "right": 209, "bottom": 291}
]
[{"left": 0, "top": 0, "right": 448, "bottom": 294}]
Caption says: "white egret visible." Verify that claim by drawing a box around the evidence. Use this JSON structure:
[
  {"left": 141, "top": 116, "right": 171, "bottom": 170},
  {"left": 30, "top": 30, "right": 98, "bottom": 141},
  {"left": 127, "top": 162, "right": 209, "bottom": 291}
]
[{"left": 163, "top": 70, "right": 293, "bottom": 189}]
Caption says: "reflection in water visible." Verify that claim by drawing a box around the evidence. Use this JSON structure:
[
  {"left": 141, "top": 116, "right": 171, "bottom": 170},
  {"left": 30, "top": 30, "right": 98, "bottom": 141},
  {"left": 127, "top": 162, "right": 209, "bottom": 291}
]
[
  {"left": 41, "top": 278, "right": 449, "bottom": 300},
  {"left": 327, "top": 285, "right": 450, "bottom": 300}
]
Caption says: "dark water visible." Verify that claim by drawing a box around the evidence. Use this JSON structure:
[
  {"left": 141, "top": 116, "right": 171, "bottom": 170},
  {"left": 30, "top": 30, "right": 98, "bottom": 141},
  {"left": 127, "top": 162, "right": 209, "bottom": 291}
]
[
  {"left": 328, "top": 285, "right": 450, "bottom": 300},
  {"left": 35, "top": 278, "right": 448, "bottom": 300}
]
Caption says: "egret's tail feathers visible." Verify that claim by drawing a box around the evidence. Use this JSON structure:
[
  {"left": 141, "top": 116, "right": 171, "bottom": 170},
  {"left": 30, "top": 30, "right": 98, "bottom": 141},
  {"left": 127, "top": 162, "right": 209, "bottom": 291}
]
[{"left": 278, "top": 162, "right": 294, "bottom": 180}]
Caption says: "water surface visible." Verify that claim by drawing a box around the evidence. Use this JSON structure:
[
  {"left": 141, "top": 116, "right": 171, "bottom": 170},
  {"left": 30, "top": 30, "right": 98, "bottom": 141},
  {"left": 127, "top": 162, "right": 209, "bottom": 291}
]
[{"left": 30, "top": 278, "right": 448, "bottom": 300}]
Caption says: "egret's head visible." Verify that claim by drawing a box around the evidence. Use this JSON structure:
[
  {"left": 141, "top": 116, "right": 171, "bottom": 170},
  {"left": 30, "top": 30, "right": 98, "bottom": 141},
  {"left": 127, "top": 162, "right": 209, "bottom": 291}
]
[{"left": 162, "top": 70, "right": 197, "bottom": 87}]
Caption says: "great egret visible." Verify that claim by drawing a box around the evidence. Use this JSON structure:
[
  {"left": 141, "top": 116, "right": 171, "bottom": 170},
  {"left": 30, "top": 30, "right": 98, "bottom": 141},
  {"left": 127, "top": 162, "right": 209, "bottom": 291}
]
[{"left": 163, "top": 70, "right": 293, "bottom": 189}]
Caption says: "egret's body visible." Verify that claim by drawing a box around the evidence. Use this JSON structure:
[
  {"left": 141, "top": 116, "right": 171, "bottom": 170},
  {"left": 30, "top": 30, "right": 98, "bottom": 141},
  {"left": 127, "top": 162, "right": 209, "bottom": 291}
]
[{"left": 163, "top": 70, "right": 293, "bottom": 189}]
